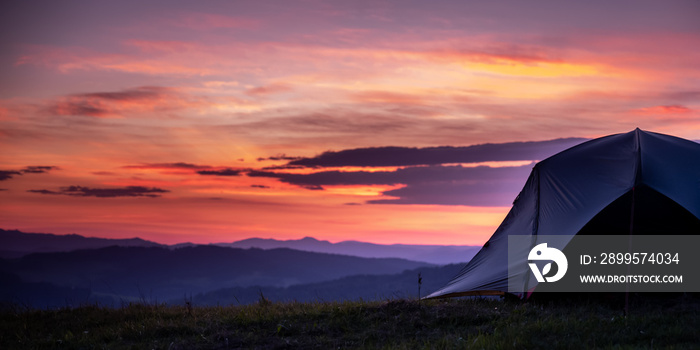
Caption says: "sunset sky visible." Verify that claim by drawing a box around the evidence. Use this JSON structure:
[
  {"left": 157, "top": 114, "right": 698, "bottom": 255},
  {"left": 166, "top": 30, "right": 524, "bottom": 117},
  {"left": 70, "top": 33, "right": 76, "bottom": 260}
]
[{"left": 1, "top": 0, "right": 699, "bottom": 245}]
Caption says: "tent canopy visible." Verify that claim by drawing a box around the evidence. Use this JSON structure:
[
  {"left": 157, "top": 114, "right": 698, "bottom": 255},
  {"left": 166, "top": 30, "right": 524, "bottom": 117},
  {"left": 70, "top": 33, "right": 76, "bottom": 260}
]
[{"left": 426, "top": 128, "right": 700, "bottom": 299}]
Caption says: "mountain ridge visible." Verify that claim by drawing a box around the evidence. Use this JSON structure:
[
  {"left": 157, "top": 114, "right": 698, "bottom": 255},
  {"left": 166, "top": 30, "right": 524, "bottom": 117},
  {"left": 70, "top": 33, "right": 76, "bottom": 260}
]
[
  {"left": 220, "top": 236, "right": 479, "bottom": 265},
  {"left": 0, "top": 229, "right": 479, "bottom": 265},
  {"left": 0, "top": 229, "right": 164, "bottom": 258}
]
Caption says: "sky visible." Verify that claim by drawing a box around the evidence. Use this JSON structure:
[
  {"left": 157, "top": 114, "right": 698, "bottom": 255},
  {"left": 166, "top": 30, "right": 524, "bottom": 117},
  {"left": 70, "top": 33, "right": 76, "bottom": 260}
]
[{"left": 1, "top": 0, "right": 699, "bottom": 245}]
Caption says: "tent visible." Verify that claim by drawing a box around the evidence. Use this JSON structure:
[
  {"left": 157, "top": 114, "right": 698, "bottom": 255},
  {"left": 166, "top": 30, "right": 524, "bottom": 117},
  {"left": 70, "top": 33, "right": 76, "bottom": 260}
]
[{"left": 426, "top": 128, "right": 700, "bottom": 299}]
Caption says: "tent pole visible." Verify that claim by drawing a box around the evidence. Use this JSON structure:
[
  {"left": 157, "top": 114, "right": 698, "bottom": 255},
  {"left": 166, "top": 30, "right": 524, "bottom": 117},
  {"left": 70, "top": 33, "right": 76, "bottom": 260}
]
[
  {"left": 625, "top": 186, "right": 636, "bottom": 316},
  {"left": 524, "top": 167, "right": 541, "bottom": 299},
  {"left": 625, "top": 127, "right": 643, "bottom": 315}
]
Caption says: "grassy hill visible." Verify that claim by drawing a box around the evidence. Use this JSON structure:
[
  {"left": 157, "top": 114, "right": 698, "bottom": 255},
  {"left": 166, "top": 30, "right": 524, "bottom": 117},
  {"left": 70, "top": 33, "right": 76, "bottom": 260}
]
[
  {"left": 2, "top": 296, "right": 699, "bottom": 349},
  {"left": 187, "top": 264, "right": 463, "bottom": 306}
]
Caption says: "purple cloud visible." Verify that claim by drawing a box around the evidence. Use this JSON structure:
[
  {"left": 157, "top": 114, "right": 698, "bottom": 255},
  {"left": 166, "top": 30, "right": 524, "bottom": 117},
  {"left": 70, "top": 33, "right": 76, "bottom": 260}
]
[
  {"left": 368, "top": 181, "right": 524, "bottom": 206},
  {"left": 248, "top": 164, "right": 533, "bottom": 206},
  {"left": 246, "top": 138, "right": 589, "bottom": 206}
]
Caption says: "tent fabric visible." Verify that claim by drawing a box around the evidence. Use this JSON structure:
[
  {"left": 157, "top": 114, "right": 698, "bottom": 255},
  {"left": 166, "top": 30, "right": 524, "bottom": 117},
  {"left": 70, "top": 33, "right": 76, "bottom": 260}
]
[{"left": 426, "top": 128, "right": 700, "bottom": 299}]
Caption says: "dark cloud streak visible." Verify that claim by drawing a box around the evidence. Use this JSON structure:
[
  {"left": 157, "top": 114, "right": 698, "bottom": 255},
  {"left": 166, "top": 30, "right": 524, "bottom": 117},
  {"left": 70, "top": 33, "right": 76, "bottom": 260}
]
[
  {"left": 21, "top": 166, "right": 60, "bottom": 173},
  {"left": 288, "top": 138, "right": 587, "bottom": 168},
  {"left": 124, "top": 162, "right": 214, "bottom": 171},
  {"left": 124, "top": 163, "right": 249, "bottom": 177},
  {"left": 28, "top": 186, "right": 169, "bottom": 198},
  {"left": 79, "top": 86, "right": 167, "bottom": 101},
  {"left": 48, "top": 86, "right": 172, "bottom": 118},
  {"left": 249, "top": 165, "right": 532, "bottom": 187},
  {"left": 257, "top": 154, "right": 303, "bottom": 162},
  {"left": 197, "top": 168, "right": 243, "bottom": 176},
  {"left": 0, "top": 170, "right": 22, "bottom": 181},
  {"left": 1, "top": 166, "right": 59, "bottom": 181}
]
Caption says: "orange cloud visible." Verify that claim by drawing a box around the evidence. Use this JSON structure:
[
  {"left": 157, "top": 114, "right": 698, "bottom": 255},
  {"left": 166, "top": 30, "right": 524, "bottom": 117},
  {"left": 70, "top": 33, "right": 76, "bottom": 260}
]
[
  {"left": 421, "top": 42, "right": 561, "bottom": 64},
  {"left": 65, "top": 59, "right": 217, "bottom": 76},
  {"left": 350, "top": 90, "right": 426, "bottom": 105},
  {"left": 634, "top": 105, "right": 692, "bottom": 115}
]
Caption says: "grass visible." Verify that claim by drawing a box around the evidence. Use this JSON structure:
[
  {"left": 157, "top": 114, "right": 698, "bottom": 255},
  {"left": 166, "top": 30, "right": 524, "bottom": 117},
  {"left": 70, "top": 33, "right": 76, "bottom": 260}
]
[{"left": 1, "top": 294, "right": 699, "bottom": 349}]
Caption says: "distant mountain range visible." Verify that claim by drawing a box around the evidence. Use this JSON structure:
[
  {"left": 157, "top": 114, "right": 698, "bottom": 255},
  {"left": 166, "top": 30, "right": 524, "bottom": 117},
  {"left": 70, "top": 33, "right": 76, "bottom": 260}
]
[
  {"left": 0, "top": 229, "right": 478, "bottom": 308},
  {"left": 0, "top": 229, "right": 163, "bottom": 259},
  {"left": 221, "top": 237, "right": 479, "bottom": 265},
  {"left": 0, "top": 229, "right": 479, "bottom": 265}
]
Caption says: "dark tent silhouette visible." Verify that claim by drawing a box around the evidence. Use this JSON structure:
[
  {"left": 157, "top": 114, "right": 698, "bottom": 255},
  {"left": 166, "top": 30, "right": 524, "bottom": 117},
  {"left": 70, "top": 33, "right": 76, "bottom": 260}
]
[{"left": 427, "top": 128, "right": 700, "bottom": 299}]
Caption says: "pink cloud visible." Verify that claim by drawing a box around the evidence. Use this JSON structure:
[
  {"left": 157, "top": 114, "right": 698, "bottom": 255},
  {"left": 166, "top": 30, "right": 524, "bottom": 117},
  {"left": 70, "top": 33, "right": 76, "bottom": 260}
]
[
  {"left": 13, "top": 38, "right": 584, "bottom": 81},
  {"left": 629, "top": 105, "right": 698, "bottom": 126},
  {"left": 124, "top": 40, "right": 200, "bottom": 54},
  {"left": 15, "top": 45, "right": 214, "bottom": 76},
  {"left": 245, "top": 83, "right": 293, "bottom": 96},
  {"left": 47, "top": 86, "right": 210, "bottom": 118},
  {"left": 351, "top": 91, "right": 426, "bottom": 106}
]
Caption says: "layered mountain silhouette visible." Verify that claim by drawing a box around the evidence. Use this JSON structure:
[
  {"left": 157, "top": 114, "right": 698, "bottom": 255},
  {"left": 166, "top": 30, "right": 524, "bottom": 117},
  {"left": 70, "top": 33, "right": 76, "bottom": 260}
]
[
  {"left": 0, "top": 229, "right": 163, "bottom": 258},
  {"left": 1, "top": 229, "right": 478, "bottom": 264},
  {"left": 0, "top": 245, "right": 434, "bottom": 308},
  {"left": 0, "top": 229, "right": 477, "bottom": 308},
  {"left": 222, "top": 237, "right": 479, "bottom": 265}
]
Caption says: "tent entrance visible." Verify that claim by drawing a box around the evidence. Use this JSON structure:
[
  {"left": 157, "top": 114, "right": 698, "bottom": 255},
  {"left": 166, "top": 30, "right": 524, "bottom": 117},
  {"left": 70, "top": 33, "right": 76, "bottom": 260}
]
[{"left": 576, "top": 185, "right": 700, "bottom": 236}]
